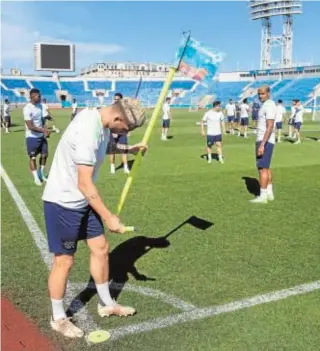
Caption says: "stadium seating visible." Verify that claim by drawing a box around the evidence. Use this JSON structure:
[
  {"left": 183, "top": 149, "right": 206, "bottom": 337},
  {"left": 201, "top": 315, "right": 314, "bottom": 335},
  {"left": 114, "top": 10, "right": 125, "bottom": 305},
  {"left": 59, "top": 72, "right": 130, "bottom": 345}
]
[
  {"left": 59, "top": 81, "right": 93, "bottom": 103},
  {"left": 87, "top": 81, "right": 112, "bottom": 90},
  {"left": 1, "top": 79, "right": 29, "bottom": 89},
  {"left": 30, "top": 80, "right": 59, "bottom": 102}
]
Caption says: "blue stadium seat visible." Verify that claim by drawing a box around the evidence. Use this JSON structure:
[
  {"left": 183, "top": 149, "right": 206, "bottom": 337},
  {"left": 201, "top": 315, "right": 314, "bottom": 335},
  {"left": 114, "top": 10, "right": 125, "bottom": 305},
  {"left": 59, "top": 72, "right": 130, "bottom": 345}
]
[
  {"left": 1, "top": 79, "right": 30, "bottom": 89},
  {"left": 87, "top": 81, "right": 112, "bottom": 90}
]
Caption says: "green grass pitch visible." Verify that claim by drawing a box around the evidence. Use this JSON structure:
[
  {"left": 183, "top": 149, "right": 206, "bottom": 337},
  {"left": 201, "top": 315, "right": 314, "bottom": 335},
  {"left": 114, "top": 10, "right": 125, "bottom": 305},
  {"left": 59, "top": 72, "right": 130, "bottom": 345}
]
[{"left": 1, "top": 108, "right": 320, "bottom": 350}]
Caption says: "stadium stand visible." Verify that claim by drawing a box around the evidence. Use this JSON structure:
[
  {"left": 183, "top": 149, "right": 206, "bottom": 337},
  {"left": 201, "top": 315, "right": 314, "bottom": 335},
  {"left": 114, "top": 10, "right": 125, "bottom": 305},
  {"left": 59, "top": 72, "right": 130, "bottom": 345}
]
[
  {"left": 1, "top": 78, "right": 30, "bottom": 89},
  {"left": 29, "top": 80, "right": 59, "bottom": 102},
  {"left": 87, "top": 80, "right": 112, "bottom": 90}
]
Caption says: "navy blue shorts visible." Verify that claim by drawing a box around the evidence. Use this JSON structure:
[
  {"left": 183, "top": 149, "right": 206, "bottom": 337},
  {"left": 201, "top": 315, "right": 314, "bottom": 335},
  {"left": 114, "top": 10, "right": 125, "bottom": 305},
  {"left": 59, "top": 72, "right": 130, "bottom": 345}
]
[
  {"left": 276, "top": 122, "right": 283, "bottom": 130},
  {"left": 26, "top": 137, "right": 48, "bottom": 157},
  {"left": 234, "top": 117, "right": 240, "bottom": 123},
  {"left": 252, "top": 113, "right": 259, "bottom": 121},
  {"left": 294, "top": 122, "right": 302, "bottom": 130},
  {"left": 44, "top": 201, "right": 104, "bottom": 255},
  {"left": 207, "top": 134, "right": 222, "bottom": 147},
  {"left": 162, "top": 119, "right": 170, "bottom": 128},
  {"left": 240, "top": 117, "right": 249, "bottom": 126},
  {"left": 107, "top": 133, "right": 128, "bottom": 154},
  {"left": 256, "top": 141, "right": 274, "bottom": 169},
  {"left": 4, "top": 116, "right": 10, "bottom": 123},
  {"left": 227, "top": 116, "right": 234, "bottom": 123}
]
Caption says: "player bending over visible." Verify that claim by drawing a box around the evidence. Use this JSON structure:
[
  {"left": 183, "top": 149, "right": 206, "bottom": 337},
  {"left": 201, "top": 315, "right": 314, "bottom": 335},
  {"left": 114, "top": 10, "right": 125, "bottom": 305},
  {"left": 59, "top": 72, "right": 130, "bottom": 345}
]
[
  {"left": 238, "top": 98, "right": 250, "bottom": 138},
  {"left": 275, "top": 99, "right": 286, "bottom": 143},
  {"left": 42, "top": 98, "right": 147, "bottom": 338},
  {"left": 201, "top": 101, "right": 225, "bottom": 164},
  {"left": 23, "top": 89, "right": 50, "bottom": 186},
  {"left": 293, "top": 99, "right": 304, "bottom": 144},
  {"left": 161, "top": 97, "right": 171, "bottom": 140},
  {"left": 42, "top": 98, "right": 60, "bottom": 133},
  {"left": 250, "top": 86, "right": 276, "bottom": 204},
  {"left": 225, "top": 99, "right": 236, "bottom": 134}
]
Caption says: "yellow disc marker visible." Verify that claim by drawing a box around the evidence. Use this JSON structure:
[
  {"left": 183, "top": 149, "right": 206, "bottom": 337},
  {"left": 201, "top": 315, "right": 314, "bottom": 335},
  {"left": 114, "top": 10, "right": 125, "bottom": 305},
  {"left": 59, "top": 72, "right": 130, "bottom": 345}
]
[{"left": 87, "top": 330, "right": 111, "bottom": 344}]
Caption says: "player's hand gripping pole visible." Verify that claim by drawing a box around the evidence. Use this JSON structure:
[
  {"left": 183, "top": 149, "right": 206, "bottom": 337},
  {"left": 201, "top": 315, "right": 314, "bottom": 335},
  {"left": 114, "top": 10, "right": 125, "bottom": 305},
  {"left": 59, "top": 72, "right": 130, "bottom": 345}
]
[{"left": 116, "top": 67, "right": 177, "bottom": 215}]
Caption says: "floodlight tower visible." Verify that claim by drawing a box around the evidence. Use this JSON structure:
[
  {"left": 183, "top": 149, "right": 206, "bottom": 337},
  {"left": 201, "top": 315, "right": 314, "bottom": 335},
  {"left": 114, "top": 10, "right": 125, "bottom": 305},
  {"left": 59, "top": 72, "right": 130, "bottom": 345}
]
[{"left": 249, "top": 1, "right": 302, "bottom": 69}]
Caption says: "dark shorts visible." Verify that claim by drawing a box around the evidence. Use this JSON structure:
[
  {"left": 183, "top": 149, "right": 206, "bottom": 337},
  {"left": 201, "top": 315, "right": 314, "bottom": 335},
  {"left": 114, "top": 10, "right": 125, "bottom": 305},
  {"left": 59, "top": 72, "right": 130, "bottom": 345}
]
[
  {"left": 107, "top": 133, "right": 128, "bottom": 154},
  {"left": 256, "top": 141, "right": 274, "bottom": 169},
  {"left": 4, "top": 116, "right": 11, "bottom": 123},
  {"left": 294, "top": 122, "right": 302, "bottom": 130},
  {"left": 207, "top": 134, "right": 222, "bottom": 147},
  {"left": 162, "top": 119, "right": 170, "bottom": 128},
  {"left": 26, "top": 137, "right": 48, "bottom": 157},
  {"left": 276, "top": 122, "right": 283, "bottom": 130},
  {"left": 252, "top": 113, "right": 259, "bottom": 121},
  {"left": 240, "top": 117, "right": 249, "bottom": 126},
  {"left": 288, "top": 118, "right": 295, "bottom": 126},
  {"left": 44, "top": 201, "right": 104, "bottom": 255},
  {"left": 234, "top": 117, "right": 240, "bottom": 123},
  {"left": 44, "top": 114, "right": 53, "bottom": 121},
  {"left": 227, "top": 116, "right": 235, "bottom": 123}
]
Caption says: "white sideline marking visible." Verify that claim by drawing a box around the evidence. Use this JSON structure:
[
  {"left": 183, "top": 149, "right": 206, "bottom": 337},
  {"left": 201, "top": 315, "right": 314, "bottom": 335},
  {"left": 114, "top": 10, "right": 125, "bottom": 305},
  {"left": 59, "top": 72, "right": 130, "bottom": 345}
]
[
  {"left": 74, "top": 282, "right": 196, "bottom": 312},
  {"left": 0, "top": 165, "right": 98, "bottom": 334},
  {"left": 109, "top": 280, "right": 320, "bottom": 340}
]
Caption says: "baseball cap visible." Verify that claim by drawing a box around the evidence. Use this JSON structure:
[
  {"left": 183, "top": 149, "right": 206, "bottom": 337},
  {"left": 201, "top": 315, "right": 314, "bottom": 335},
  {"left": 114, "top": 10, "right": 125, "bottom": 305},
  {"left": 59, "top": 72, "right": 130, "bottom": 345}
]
[{"left": 117, "top": 97, "right": 146, "bottom": 131}]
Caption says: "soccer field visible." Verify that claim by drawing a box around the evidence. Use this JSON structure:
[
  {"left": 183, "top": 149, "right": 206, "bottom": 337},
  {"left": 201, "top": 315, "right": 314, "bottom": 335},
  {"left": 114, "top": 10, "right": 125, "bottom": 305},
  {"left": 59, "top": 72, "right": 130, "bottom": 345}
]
[{"left": 1, "top": 108, "right": 320, "bottom": 351}]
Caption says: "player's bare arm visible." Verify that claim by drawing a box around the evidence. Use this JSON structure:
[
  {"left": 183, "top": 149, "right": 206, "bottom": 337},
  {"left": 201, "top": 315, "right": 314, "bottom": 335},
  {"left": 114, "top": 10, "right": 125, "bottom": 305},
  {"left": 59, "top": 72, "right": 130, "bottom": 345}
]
[
  {"left": 25, "top": 120, "right": 49, "bottom": 136},
  {"left": 77, "top": 164, "right": 125, "bottom": 233}
]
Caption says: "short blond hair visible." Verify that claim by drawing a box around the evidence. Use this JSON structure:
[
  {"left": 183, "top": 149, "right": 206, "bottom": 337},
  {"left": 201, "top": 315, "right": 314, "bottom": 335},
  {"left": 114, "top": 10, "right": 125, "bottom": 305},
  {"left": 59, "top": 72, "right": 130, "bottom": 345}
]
[{"left": 114, "top": 97, "right": 146, "bottom": 130}]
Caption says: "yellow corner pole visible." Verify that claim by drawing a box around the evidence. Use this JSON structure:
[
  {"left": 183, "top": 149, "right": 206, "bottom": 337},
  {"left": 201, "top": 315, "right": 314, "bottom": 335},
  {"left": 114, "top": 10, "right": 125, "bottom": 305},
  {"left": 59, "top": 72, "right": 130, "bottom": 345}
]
[{"left": 116, "top": 67, "right": 177, "bottom": 215}]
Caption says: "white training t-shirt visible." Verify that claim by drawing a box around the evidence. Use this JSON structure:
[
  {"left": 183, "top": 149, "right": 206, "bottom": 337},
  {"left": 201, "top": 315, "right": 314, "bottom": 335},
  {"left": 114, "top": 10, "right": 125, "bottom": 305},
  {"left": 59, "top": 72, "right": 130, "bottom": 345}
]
[
  {"left": 3, "top": 103, "right": 10, "bottom": 117},
  {"left": 23, "top": 102, "right": 44, "bottom": 138},
  {"left": 202, "top": 110, "right": 224, "bottom": 136},
  {"left": 257, "top": 99, "right": 277, "bottom": 144},
  {"left": 72, "top": 103, "right": 78, "bottom": 113},
  {"left": 42, "top": 108, "right": 110, "bottom": 209},
  {"left": 162, "top": 103, "right": 170, "bottom": 120},
  {"left": 42, "top": 103, "right": 49, "bottom": 117},
  {"left": 275, "top": 105, "right": 286, "bottom": 122},
  {"left": 225, "top": 103, "right": 236, "bottom": 116},
  {"left": 294, "top": 106, "right": 304, "bottom": 123},
  {"left": 240, "top": 103, "right": 250, "bottom": 118}
]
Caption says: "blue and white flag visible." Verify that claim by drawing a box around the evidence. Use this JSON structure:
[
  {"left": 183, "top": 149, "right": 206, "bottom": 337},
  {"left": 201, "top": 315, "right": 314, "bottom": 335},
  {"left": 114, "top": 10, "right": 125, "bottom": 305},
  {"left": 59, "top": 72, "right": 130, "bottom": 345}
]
[{"left": 175, "top": 36, "right": 225, "bottom": 87}]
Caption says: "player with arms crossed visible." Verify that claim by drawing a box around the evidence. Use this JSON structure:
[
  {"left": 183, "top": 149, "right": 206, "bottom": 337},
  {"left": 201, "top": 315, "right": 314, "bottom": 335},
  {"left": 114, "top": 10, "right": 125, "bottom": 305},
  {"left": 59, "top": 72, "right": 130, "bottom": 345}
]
[
  {"left": 275, "top": 99, "right": 286, "bottom": 143},
  {"left": 225, "top": 99, "right": 236, "bottom": 134},
  {"left": 161, "top": 97, "right": 171, "bottom": 140},
  {"left": 201, "top": 101, "right": 225, "bottom": 164},
  {"left": 238, "top": 98, "right": 250, "bottom": 138},
  {"left": 24, "top": 89, "right": 50, "bottom": 185},
  {"left": 293, "top": 99, "right": 304, "bottom": 144},
  {"left": 42, "top": 98, "right": 147, "bottom": 338},
  {"left": 42, "top": 98, "right": 60, "bottom": 133},
  {"left": 250, "top": 86, "right": 276, "bottom": 204}
]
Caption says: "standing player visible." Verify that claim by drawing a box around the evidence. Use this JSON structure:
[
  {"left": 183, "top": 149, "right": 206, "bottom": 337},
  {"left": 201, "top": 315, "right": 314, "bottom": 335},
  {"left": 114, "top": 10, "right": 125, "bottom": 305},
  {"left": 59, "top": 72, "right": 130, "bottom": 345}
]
[
  {"left": 250, "top": 86, "right": 276, "bottom": 204},
  {"left": 293, "top": 99, "right": 304, "bottom": 144},
  {"left": 161, "top": 97, "right": 171, "bottom": 140},
  {"left": 3, "top": 99, "right": 11, "bottom": 133},
  {"left": 288, "top": 100, "right": 296, "bottom": 138},
  {"left": 23, "top": 89, "right": 50, "bottom": 186},
  {"left": 234, "top": 102, "right": 241, "bottom": 131},
  {"left": 225, "top": 99, "right": 236, "bottom": 134},
  {"left": 42, "top": 98, "right": 147, "bottom": 338},
  {"left": 275, "top": 99, "right": 286, "bottom": 142},
  {"left": 108, "top": 93, "right": 130, "bottom": 174},
  {"left": 71, "top": 98, "right": 78, "bottom": 120},
  {"left": 251, "top": 100, "right": 260, "bottom": 130},
  {"left": 42, "top": 98, "right": 60, "bottom": 133},
  {"left": 239, "top": 98, "right": 250, "bottom": 138},
  {"left": 201, "top": 101, "right": 225, "bottom": 164}
]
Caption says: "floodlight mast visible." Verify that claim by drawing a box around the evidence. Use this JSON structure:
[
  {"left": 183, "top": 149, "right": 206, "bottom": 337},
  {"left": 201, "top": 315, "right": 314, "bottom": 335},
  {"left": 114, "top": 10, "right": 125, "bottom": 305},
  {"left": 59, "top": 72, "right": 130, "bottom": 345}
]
[{"left": 249, "top": 0, "right": 302, "bottom": 69}]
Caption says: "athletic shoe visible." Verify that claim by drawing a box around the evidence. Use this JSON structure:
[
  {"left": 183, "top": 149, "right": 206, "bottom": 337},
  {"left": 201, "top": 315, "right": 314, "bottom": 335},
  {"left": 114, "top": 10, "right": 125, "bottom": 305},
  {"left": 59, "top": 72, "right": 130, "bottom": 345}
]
[
  {"left": 50, "top": 317, "right": 84, "bottom": 338},
  {"left": 97, "top": 303, "right": 136, "bottom": 317},
  {"left": 294, "top": 140, "right": 301, "bottom": 144},
  {"left": 35, "top": 178, "right": 42, "bottom": 186},
  {"left": 267, "top": 193, "right": 275, "bottom": 201},
  {"left": 249, "top": 196, "right": 268, "bottom": 204},
  {"left": 123, "top": 168, "right": 130, "bottom": 174}
]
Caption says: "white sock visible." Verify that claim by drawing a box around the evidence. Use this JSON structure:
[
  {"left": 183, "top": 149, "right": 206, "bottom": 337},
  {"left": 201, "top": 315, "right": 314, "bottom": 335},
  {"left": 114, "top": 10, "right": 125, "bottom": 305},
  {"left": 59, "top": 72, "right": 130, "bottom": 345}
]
[
  {"left": 123, "top": 163, "right": 129, "bottom": 172},
  {"left": 260, "top": 188, "right": 268, "bottom": 199},
  {"left": 110, "top": 164, "right": 115, "bottom": 172},
  {"left": 218, "top": 154, "right": 223, "bottom": 161},
  {"left": 5, "top": 127, "right": 9, "bottom": 132},
  {"left": 207, "top": 153, "right": 212, "bottom": 162},
  {"left": 32, "top": 170, "right": 40, "bottom": 181},
  {"left": 51, "top": 298, "right": 67, "bottom": 321},
  {"left": 96, "top": 282, "right": 115, "bottom": 306},
  {"left": 267, "top": 184, "right": 273, "bottom": 194},
  {"left": 40, "top": 165, "right": 45, "bottom": 176},
  {"left": 244, "top": 132, "right": 247, "bottom": 137}
]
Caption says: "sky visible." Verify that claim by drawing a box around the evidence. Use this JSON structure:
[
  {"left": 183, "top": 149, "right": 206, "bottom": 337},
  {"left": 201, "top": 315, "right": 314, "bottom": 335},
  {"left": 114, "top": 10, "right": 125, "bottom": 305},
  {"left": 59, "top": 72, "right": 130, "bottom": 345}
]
[{"left": 1, "top": 1, "right": 320, "bottom": 75}]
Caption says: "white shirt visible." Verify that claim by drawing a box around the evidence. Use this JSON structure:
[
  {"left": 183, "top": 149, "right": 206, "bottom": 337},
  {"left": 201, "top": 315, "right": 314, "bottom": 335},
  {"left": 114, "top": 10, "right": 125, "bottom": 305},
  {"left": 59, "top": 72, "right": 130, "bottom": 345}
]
[
  {"left": 225, "top": 103, "right": 236, "bottom": 116},
  {"left": 240, "top": 103, "right": 250, "bottom": 118},
  {"left": 294, "top": 105, "right": 304, "bottom": 123},
  {"left": 202, "top": 110, "right": 224, "bottom": 136},
  {"left": 162, "top": 103, "right": 170, "bottom": 120},
  {"left": 23, "top": 102, "right": 44, "bottom": 138},
  {"left": 275, "top": 105, "right": 286, "bottom": 122},
  {"left": 42, "top": 108, "right": 110, "bottom": 209},
  {"left": 3, "top": 103, "right": 10, "bottom": 116},
  {"left": 72, "top": 103, "right": 78, "bottom": 113},
  {"left": 42, "top": 103, "right": 49, "bottom": 117},
  {"left": 257, "top": 99, "right": 277, "bottom": 144}
]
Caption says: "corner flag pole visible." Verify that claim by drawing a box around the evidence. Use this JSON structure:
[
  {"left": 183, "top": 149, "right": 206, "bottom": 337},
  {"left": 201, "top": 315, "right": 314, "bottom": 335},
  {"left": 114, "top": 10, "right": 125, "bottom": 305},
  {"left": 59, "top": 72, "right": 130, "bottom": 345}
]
[{"left": 116, "top": 33, "right": 191, "bottom": 216}]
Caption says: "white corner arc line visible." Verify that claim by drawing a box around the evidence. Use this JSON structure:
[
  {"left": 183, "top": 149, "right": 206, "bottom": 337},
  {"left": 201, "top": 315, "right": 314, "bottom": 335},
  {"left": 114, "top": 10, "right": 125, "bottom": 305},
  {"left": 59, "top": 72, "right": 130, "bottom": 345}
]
[
  {"left": 0, "top": 164, "right": 98, "bottom": 334},
  {"left": 109, "top": 280, "right": 320, "bottom": 340}
]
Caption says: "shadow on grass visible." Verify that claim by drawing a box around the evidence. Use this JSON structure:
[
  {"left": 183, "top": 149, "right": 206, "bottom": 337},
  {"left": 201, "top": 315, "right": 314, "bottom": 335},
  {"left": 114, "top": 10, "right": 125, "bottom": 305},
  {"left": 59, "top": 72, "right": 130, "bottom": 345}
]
[
  {"left": 66, "top": 216, "right": 214, "bottom": 317},
  {"left": 200, "top": 153, "right": 219, "bottom": 162},
  {"left": 115, "top": 159, "right": 134, "bottom": 171},
  {"left": 242, "top": 176, "right": 260, "bottom": 196}
]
